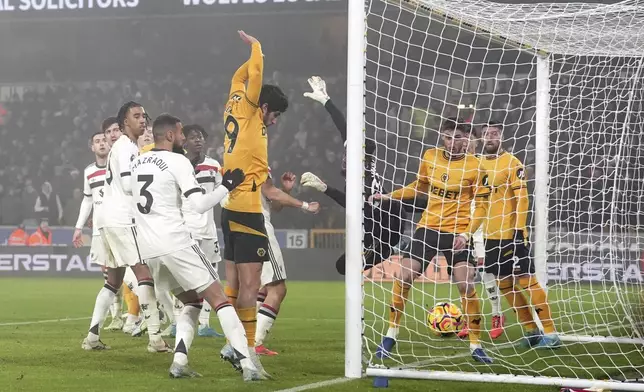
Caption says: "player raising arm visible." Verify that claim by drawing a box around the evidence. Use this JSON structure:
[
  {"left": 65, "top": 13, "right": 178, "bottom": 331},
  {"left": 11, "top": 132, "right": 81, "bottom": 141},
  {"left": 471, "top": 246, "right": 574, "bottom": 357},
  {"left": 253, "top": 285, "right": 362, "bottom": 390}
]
[
  {"left": 480, "top": 122, "right": 560, "bottom": 348},
  {"left": 302, "top": 76, "right": 406, "bottom": 275},
  {"left": 131, "top": 114, "right": 267, "bottom": 381},
  {"left": 219, "top": 31, "right": 289, "bottom": 377},
  {"left": 371, "top": 118, "right": 493, "bottom": 364}
]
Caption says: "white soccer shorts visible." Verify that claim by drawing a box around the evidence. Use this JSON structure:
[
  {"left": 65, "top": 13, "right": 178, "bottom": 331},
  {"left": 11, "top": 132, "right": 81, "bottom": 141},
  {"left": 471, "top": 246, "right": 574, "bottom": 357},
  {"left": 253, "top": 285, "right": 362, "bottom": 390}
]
[
  {"left": 197, "top": 238, "right": 222, "bottom": 264},
  {"left": 146, "top": 244, "right": 218, "bottom": 295},
  {"left": 89, "top": 234, "right": 113, "bottom": 266},
  {"left": 261, "top": 222, "right": 287, "bottom": 286},
  {"left": 99, "top": 226, "right": 142, "bottom": 268}
]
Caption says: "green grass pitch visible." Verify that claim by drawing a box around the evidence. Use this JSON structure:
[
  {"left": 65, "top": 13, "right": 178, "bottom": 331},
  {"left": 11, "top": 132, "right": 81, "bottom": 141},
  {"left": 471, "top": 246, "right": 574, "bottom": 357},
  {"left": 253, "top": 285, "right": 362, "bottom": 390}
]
[{"left": 0, "top": 278, "right": 641, "bottom": 392}]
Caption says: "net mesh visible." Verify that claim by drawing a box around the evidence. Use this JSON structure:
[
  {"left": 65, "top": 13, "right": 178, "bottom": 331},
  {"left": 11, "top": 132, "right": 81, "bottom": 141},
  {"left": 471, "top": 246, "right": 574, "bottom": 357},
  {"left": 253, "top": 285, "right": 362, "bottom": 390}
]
[{"left": 362, "top": 0, "right": 644, "bottom": 385}]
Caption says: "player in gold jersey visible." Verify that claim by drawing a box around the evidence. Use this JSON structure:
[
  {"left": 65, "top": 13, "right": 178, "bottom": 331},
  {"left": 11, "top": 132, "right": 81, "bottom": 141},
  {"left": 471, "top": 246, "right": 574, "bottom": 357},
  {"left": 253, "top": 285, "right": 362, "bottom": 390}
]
[
  {"left": 373, "top": 118, "right": 494, "bottom": 363},
  {"left": 480, "top": 122, "right": 561, "bottom": 348},
  {"left": 219, "top": 31, "right": 289, "bottom": 376}
]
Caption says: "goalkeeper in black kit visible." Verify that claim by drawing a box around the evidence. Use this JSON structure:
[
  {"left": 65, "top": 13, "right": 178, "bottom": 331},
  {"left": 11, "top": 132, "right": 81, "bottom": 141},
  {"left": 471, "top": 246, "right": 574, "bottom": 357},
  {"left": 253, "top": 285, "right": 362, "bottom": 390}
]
[{"left": 301, "top": 76, "right": 408, "bottom": 275}]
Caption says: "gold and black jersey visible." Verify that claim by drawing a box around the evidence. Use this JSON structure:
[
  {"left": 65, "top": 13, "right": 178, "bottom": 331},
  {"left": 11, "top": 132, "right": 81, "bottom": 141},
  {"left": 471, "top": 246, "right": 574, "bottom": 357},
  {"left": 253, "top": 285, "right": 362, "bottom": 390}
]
[
  {"left": 479, "top": 151, "right": 528, "bottom": 240},
  {"left": 390, "top": 148, "right": 490, "bottom": 234},
  {"left": 221, "top": 41, "right": 267, "bottom": 215}
]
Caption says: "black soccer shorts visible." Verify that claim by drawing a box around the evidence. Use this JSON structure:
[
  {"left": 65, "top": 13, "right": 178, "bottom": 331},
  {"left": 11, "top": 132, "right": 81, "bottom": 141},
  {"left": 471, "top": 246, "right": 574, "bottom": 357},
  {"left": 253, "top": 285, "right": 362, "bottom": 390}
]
[
  {"left": 484, "top": 234, "right": 534, "bottom": 277},
  {"left": 221, "top": 208, "right": 269, "bottom": 264},
  {"left": 336, "top": 199, "right": 407, "bottom": 275},
  {"left": 404, "top": 227, "right": 476, "bottom": 273}
]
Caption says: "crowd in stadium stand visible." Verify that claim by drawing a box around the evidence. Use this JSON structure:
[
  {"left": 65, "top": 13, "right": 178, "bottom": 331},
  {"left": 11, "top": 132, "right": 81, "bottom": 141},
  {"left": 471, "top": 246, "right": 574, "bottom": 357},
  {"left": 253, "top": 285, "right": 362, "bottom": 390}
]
[{"left": 0, "top": 72, "right": 639, "bottom": 232}]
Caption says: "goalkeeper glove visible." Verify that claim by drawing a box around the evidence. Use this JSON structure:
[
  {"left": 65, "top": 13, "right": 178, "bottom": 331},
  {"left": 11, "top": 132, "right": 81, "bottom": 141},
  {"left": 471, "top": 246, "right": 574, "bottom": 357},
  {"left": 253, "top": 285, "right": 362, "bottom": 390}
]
[
  {"left": 300, "top": 172, "right": 328, "bottom": 192},
  {"left": 303, "top": 76, "right": 330, "bottom": 105},
  {"left": 222, "top": 169, "right": 245, "bottom": 192}
]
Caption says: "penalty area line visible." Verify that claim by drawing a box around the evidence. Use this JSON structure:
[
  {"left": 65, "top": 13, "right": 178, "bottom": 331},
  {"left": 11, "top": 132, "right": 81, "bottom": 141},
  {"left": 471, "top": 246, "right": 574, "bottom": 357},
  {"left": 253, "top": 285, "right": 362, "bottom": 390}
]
[
  {"left": 274, "top": 377, "right": 353, "bottom": 392},
  {"left": 0, "top": 317, "right": 91, "bottom": 327}
]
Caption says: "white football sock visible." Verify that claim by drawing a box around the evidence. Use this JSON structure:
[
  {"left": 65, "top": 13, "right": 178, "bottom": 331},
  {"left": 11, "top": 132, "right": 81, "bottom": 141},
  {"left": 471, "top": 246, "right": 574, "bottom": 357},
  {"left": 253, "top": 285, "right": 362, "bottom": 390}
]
[
  {"left": 199, "top": 301, "right": 211, "bottom": 327},
  {"left": 137, "top": 281, "right": 161, "bottom": 337},
  {"left": 215, "top": 303, "right": 254, "bottom": 371},
  {"left": 482, "top": 272, "right": 502, "bottom": 316},
  {"left": 109, "top": 289, "right": 122, "bottom": 319},
  {"left": 174, "top": 304, "right": 200, "bottom": 366},
  {"left": 88, "top": 284, "right": 117, "bottom": 342},
  {"left": 173, "top": 296, "right": 184, "bottom": 323},
  {"left": 155, "top": 287, "right": 176, "bottom": 324},
  {"left": 256, "top": 304, "right": 278, "bottom": 346}
]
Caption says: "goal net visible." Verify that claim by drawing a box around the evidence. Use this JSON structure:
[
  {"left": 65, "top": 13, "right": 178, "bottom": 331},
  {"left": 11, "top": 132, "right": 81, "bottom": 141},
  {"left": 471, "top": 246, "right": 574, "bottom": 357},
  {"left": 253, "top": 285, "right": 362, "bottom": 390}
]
[{"left": 346, "top": 0, "right": 644, "bottom": 389}]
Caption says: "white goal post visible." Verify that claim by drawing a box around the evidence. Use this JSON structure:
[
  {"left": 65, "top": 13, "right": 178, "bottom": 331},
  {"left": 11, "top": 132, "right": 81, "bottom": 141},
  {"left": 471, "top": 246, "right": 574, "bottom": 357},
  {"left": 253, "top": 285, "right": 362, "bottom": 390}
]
[{"left": 345, "top": 0, "right": 644, "bottom": 390}]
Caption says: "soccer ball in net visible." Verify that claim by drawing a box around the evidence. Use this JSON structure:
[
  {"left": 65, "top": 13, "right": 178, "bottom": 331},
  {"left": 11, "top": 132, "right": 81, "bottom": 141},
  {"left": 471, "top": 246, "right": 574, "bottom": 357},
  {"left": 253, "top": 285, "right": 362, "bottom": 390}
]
[{"left": 427, "top": 302, "right": 464, "bottom": 336}]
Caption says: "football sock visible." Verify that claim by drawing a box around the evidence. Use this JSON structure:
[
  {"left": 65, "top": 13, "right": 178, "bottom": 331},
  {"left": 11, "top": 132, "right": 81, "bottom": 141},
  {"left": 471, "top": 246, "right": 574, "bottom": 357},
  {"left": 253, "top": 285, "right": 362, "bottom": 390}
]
[
  {"left": 498, "top": 279, "right": 537, "bottom": 331},
  {"left": 173, "top": 296, "right": 184, "bottom": 321},
  {"left": 256, "top": 290, "right": 267, "bottom": 311},
  {"left": 138, "top": 279, "right": 161, "bottom": 336},
  {"left": 256, "top": 303, "right": 278, "bottom": 346},
  {"left": 519, "top": 276, "right": 556, "bottom": 334},
  {"left": 88, "top": 283, "right": 118, "bottom": 342},
  {"left": 388, "top": 279, "right": 410, "bottom": 330},
  {"left": 461, "top": 289, "right": 482, "bottom": 348},
  {"left": 215, "top": 302, "right": 254, "bottom": 371},
  {"left": 174, "top": 303, "right": 201, "bottom": 366},
  {"left": 224, "top": 286, "right": 238, "bottom": 309},
  {"left": 199, "top": 300, "right": 212, "bottom": 327},
  {"left": 109, "top": 287, "right": 122, "bottom": 319},
  {"left": 238, "top": 307, "right": 257, "bottom": 347},
  {"left": 156, "top": 288, "right": 176, "bottom": 324},
  {"left": 482, "top": 272, "right": 502, "bottom": 316},
  {"left": 123, "top": 285, "right": 140, "bottom": 316}
]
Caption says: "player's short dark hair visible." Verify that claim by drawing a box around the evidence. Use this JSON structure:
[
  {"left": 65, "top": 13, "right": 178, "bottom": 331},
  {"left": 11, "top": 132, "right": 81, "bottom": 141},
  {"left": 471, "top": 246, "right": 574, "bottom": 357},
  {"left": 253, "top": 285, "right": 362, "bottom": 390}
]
[
  {"left": 259, "top": 84, "right": 289, "bottom": 113},
  {"left": 89, "top": 131, "right": 104, "bottom": 142},
  {"left": 441, "top": 117, "right": 471, "bottom": 134},
  {"left": 152, "top": 113, "right": 182, "bottom": 141},
  {"left": 483, "top": 120, "right": 504, "bottom": 132},
  {"left": 101, "top": 116, "right": 118, "bottom": 133},
  {"left": 183, "top": 124, "right": 207, "bottom": 139},
  {"left": 116, "top": 101, "right": 143, "bottom": 129}
]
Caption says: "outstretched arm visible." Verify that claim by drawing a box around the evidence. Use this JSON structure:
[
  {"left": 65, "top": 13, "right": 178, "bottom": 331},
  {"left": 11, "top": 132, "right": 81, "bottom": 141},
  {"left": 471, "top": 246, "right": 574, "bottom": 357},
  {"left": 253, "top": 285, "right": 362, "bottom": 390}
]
[
  {"left": 304, "top": 76, "right": 347, "bottom": 141},
  {"left": 301, "top": 172, "right": 346, "bottom": 208},
  {"left": 262, "top": 177, "right": 319, "bottom": 214},
  {"left": 230, "top": 31, "right": 264, "bottom": 106}
]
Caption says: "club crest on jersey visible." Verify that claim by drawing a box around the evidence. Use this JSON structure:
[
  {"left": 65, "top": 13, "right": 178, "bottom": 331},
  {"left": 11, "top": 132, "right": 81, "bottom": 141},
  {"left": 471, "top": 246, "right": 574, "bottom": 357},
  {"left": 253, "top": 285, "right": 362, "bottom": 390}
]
[
  {"left": 232, "top": 94, "right": 242, "bottom": 102},
  {"left": 257, "top": 248, "right": 266, "bottom": 257},
  {"left": 441, "top": 173, "right": 449, "bottom": 182},
  {"left": 517, "top": 167, "right": 525, "bottom": 179},
  {"left": 482, "top": 174, "right": 490, "bottom": 186}
]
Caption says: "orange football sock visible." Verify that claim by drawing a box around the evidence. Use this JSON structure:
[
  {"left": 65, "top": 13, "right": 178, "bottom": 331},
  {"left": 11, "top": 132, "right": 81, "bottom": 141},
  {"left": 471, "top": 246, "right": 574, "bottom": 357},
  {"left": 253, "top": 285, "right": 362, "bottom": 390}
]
[
  {"left": 123, "top": 285, "right": 139, "bottom": 315},
  {"left": 237, "top": 307, "right": 257, "bottom": 347},
  {"left": 389, "top": 279, "right": 410, "bottom": 328},
  {"left": 498, "top": 278, "right": 537, "bottom": 331},
  {"left": 461, "top": 290, "right": 482, "bottom": 346},
  {"left": 224, "top": 286, "right": 238, "bottom": 309},
  {"left": 519, "top": 276, "right": 556, "bottom": 334}
]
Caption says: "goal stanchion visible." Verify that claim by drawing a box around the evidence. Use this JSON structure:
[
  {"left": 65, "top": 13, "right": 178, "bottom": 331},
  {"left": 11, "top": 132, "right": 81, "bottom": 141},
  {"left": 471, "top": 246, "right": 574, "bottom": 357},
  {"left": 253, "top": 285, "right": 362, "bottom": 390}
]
[{"left": 348, "top": 0, "right": 644, "bottom": 389}]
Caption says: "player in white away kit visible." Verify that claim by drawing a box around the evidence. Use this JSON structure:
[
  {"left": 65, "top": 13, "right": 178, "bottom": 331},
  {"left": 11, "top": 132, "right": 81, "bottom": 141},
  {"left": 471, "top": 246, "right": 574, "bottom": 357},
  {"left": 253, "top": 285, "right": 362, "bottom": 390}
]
[
  {"left": 253, "top": 170, "right": 320, "bottom": 356},
  {"left": 132, "top": 114, "right": 266, "bottom": 380},
  {"left": 83, "top": 101, "right": 170, "bottom": 353},
  {"left": 73, "top": 131, "right": 125, "bottom": 335},
  {"left": 181, "top": 124, "right": 225, "bottom": 338}
]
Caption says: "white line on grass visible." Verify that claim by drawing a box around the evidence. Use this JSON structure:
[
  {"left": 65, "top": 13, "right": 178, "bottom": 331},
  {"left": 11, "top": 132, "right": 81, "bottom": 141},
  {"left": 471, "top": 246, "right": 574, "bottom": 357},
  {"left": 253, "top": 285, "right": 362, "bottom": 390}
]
[
  {"left": 0, "top": 316, "right": 90, "bottom": 327},
  {"left": 274, "top": 377, "right": 352, "bottom": 392}
]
